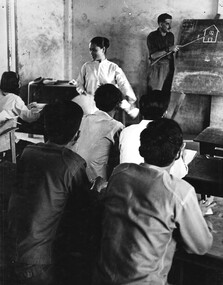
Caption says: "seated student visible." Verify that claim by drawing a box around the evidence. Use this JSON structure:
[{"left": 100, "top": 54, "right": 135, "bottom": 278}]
[
  {"left": 0, "top": 71, "right": 41, "bottom": 161},
  {"left": 0, "top": 71, "right": 39, "bottom": 122},
  {"left": 93, "top": 118, "right": 213, "bottom": 285},
  {"left": 72, "top": 83, "right": 124, "bottom": 182},
  {"left": 7, "top": 101, "right": 99, "bottom": 285},
  {"left": 119, "top": 90, "right": 188, "bottom": 178}
]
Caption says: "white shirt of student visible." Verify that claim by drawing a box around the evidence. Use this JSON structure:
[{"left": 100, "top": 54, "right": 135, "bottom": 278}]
[
  {"left": 0, "top": 91, "right": 39, "bottom": 123},
  {"left": 73, "top": 110, "right": 124, "bottom": 181},
  {"left": 119, "top": 119, "right": 188, "bottom": 179}
]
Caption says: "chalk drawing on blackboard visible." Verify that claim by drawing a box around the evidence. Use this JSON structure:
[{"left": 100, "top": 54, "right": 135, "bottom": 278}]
[
  {"left": 203, "top": 25, "right": 219, "bottom": 43},
  {"left": 204, "top": 54, "right": 210, "bottom": 62}
]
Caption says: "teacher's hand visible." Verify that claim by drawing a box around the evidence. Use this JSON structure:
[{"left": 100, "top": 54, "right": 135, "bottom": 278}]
[{"left": 169, "top": 45, "right": 180, "bottom": 53}]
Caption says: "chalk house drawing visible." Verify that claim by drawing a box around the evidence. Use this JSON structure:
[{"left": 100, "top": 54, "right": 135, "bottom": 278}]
[{"left": 203, "top": 25, "right": 219, "bottom": 43}]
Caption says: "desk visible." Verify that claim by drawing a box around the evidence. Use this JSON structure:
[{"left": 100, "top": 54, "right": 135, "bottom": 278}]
[
  {"left": 0, "top": 120, "right": 17, "bottom": 163},
  {"left": 170, "top": 154, "right": 223, "bottom": 285},
  {"left": 194, "top": 127, "right": 223, "bottom": 156},
  {"left": 18, "top": 81, "right": 79, "bottom": 136},
  {"left": 28, "top": 80, "right": 78, "bottom": 104},
  {"left": 184, "top": 155, "right": 223, "bottom": 197},
  {"left": 169, "top": 198, "right": 223, "bottom": 285}
]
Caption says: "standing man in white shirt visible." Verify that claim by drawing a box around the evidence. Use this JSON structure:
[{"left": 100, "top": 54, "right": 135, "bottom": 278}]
[{"left": 70, "top": 37, "right": 139, "bottom": 118}]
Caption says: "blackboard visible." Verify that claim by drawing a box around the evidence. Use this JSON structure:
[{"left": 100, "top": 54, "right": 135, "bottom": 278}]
[{"left": 172, "top": 19, "right": 223, "bottom": 95}]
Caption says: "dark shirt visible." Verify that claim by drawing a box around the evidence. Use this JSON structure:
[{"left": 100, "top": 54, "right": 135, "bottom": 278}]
[
  {"left": 147, "top": 28, "right": 174, "bottom": 63},
  {"left": 147, "top": 28, "right": 175, "bottom": 91},
  {"left": 8, "top": 143, "right": 92, "bottom": 265}
]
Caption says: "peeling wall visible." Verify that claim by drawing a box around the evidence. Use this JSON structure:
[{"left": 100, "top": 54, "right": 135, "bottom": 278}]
[
  {"left": 16, "top": 0, "right": 65, "bottom": 83},
  {"left": 0, "top": 0, "right": 8, "bottom": 75}
]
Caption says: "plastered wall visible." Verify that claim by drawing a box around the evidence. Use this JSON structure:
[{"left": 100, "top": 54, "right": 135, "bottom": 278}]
[
  {"left": 0, "top": 0, "right": 8, "bottom": 75},
  {"left": 16, "top": 0, "right": 65, "bottom": 82}
]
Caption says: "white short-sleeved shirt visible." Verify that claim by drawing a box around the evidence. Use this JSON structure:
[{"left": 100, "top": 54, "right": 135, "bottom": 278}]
[
  {"left": 119, "top": 119, "right": 188, "bottom": 178},
  {"left": 72, "top": 110, "right": 124, "bottom": 181},
  {"left": 0, "top": 91, "right": 39, "bottom": 123}
]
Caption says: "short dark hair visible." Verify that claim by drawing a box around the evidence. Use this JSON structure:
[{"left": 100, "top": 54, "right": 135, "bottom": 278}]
[
  {"left": 139, "top": 90, "right": 169, "bottom": 120},
  {"left": 139, "top": 118, "right": 183, "bottom": 167},
  {"left": 94, "top": 84, "right": 122, "bottom": 112},
  {"left": 90, "top": 37, "right": 110, "bottom": 52},
  {"left": 157, "top": 13, "right": 172, "bottom": 24},
  {"left": 44, "top": 101, "right": 83, "bottom": 145},
  {"left": 0, "top": 71, "right": 20, "bottom": 94}
]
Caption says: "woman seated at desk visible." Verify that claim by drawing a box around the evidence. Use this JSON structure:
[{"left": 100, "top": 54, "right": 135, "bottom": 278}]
[
  {"left": 70, "top": 36, "right": 139, "bottom": 118},
  {"left": 0, "top": 71, "right": 41, "bottom": 161},
  {"left": 0, "top": 71, "right": 40, "bottom": 123}
]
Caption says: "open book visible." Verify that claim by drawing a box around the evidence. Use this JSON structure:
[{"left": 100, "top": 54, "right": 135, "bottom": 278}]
[{"left": 184, "top": 149, "right": 197, "bottom": 165}]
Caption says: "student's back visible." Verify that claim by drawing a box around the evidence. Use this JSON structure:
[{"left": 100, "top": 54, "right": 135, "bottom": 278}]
[
  {"left": 73, "top": 84, "right": 124, "bottom": 182},
  {"left": 94, "top": 118, "right": 213, "bottom": 285},
  {"left": 120, "top": 91, "right": 188, "bottom": 178},
  {"left": 95, "top": 162, "right": 205, "bottom": 284},
  {"left": 74, "top": 110, "right": 123, "bottom": 181},
  {"left": 8, "top": 143, "right": 89, "bottom": 264},
  {"left": 8, "top": 101, "right": 95, "bottom": 285}
]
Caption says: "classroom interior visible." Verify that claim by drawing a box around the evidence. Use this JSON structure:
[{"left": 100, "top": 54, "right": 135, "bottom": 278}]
[{"left": 0, "top": 0, "right": 223, "bottom": 284}]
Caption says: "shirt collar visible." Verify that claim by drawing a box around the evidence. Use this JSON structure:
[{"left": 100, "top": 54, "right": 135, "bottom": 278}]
[
  {"left": 92, "top": 58, "right": 108, "bottom": 64},
  {"left": 157, "top": 27, "right": 167, "bottom": 37},
  {"left": 139, "top": 119, "right": 152, "bottom": 128},
  {"left": 140, "top": 162, "right": 172, "bottom": 174},
  {"left": 96, "top": 109, "right": 112, "bottom": 118},
  {"left": 85, "top": 109, "right": 112, "bottom": 119}
]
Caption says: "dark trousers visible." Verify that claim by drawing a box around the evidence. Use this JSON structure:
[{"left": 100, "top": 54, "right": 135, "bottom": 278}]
[
  {"left": 10, "top": 258, "right": 93, "bottom": 285},
  {"left": 148, "top": 60, "right": 174, "bottom": 97},
  {"left": 13, "top": 263, "right": 55, "bottom": 285}
]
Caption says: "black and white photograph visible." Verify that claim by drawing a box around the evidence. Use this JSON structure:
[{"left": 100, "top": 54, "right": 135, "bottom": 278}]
[{"left": 0, "top": 1, "right": 223, "bottom": 284}]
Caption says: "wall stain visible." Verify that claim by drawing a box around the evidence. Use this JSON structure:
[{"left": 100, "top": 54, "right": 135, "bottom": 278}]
[
  {"left": 75, "top": 19, "right": 90, "bottom": 30},
  {"left": 49, "top": 12, "right": 63, "bottom": 27},
  {"left": 35, "top": 34, "right": 60, "bottom": 54},
  {"left": 21, "top": 50, "right": 30, "bottom": 57},
  {"left": 82, "top": 13, "right": 87, "bottom": 21}
]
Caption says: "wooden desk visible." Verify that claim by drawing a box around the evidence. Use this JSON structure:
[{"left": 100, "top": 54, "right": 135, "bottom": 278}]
[
  {"left": 171, "top": 153, "right": 223, "bottom": 285},
  {"left": 194, "top": 127, "right": 223, "bottom": 156},
  {"left": 169, "top": 198, "right": 223, "bottom": 285},
  {"left": 28, "top": 80, "right": 78, "bottom": 104},
  {"left": 19, "top": 81, "right": 79, "bottom": 136},
  {"left": 0, "top": 120, "right": 18, "bottom": 163},
  {"left": 184, "top": 155, "right": 223, "bottom": 197}
]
